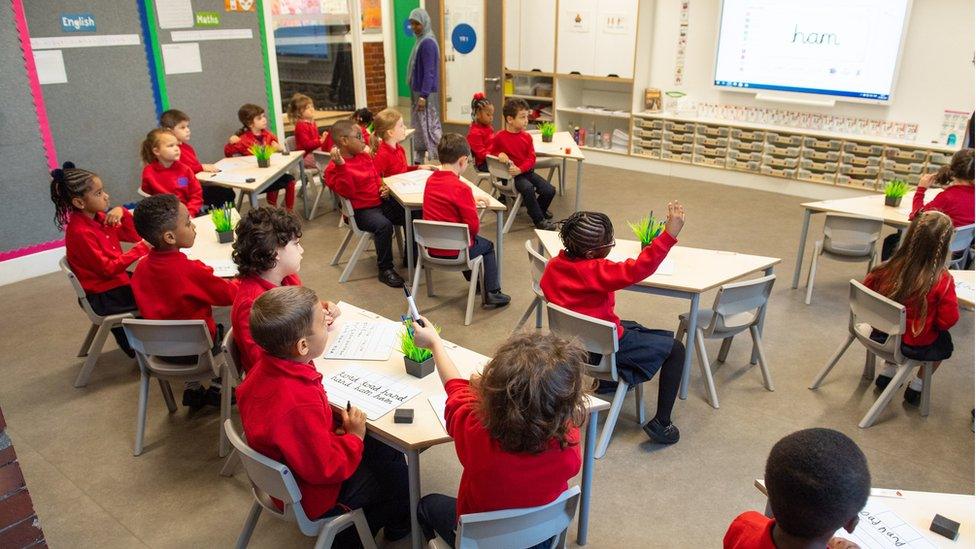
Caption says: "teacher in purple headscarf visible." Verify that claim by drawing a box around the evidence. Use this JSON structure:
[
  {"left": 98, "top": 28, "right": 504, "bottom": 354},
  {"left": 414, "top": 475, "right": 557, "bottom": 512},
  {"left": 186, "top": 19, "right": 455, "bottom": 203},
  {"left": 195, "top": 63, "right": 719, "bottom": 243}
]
[{"left": 407, "top": 8, "right": 442, "bottom": 163}]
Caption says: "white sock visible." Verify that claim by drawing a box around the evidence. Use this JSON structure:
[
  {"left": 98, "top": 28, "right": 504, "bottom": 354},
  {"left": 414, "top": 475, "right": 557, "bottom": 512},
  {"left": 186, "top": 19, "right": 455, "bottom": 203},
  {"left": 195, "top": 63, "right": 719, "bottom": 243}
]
[
  {"left": 908, "top": 377, "right": 923, "bottom": 391},
  {"left": 880, "top": 364, "right": 897, "bottom": 378}
]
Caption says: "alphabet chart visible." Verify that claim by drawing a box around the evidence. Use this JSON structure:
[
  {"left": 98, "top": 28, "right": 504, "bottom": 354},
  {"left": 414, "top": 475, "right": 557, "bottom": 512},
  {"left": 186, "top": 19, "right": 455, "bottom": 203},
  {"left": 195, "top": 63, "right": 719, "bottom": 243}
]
[
  {"left": 833, "top": 501, "right": 938, "bottom": 549},
  {"left": 322, "top": 365, "right": 422, "bottom": 420},
  {"left": 323, "top": 321, "right": 400, "bottom": 361}
]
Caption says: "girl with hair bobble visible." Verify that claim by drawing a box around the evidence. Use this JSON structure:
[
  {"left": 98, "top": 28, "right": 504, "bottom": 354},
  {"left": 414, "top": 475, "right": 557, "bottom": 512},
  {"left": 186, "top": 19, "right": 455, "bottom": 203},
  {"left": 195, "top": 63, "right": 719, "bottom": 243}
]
[
  {"left": 540, "top": 203, "right": 688, "bottom": 445},
  {"left": 467, "top": 92, "right": 494, "bottom": 172},
  {"left": 867, "top": 210, "right": 960, "bottom": 405},
  {"left": 370, "top": 108, "right": 436, "bottom": 177},
  {"left": 51, "top": 162, "right": 149, "bottom": 356}
]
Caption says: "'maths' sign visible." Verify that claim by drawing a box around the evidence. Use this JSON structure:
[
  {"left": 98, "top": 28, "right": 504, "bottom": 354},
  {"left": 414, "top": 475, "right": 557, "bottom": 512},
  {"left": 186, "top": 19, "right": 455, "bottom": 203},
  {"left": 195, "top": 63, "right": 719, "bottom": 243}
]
[{"left": 61, "top": 13, "right": 96, "bottom": 32}]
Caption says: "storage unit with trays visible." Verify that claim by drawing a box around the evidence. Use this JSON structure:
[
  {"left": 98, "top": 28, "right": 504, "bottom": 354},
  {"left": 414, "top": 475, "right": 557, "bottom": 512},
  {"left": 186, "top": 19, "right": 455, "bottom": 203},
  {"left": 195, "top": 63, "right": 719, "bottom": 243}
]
[
  {"left": 632, "top": 117, "right": 663, "bottom": 159},
  {"left": 503, "top": 70, "right": 554, "bottom": 127}
]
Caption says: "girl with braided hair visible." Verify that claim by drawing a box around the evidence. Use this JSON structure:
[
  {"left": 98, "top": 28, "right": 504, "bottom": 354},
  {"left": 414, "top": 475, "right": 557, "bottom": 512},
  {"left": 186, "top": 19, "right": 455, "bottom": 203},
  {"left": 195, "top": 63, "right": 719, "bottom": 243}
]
[
  {"left": 51, "top": 162, "right": 150, "bottom": 356},
  {"left": 540, "top": 203, "right": 688, "bottom": 445},
  {"left": 866, "top": 210, "right": 960, "bottom": 405},
  {"left": 466, "top": 92, "right": 494, "bottom": 172}
]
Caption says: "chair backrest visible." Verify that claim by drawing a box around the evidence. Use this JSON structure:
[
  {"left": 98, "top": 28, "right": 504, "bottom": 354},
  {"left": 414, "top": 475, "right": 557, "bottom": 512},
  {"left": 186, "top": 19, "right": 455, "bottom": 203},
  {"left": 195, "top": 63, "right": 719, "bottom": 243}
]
[
  {"left": 524, "top": 239, "right": 548, "bottom": 298},
  {"left": 486, "top": 155, "right": 516, "bottom": 196},
  {"left": 221, "top": 327, "right": 243, "bottom": 383},
  {"left": 847, "top": 280, "right": 907, "bottom": 364},
  {"left": 122, "top": 319, "right": 220, "bottom": 377},
  {"left": 312, "top": 150, "right": 331, "bottom": 173},
  {"left": 223, "top": 419, "right": 320, "bottom": 535},
  {"left": 702, "top": 275, "right": 776, "bottom": 336},
  {"left": 949, "top": 223, "right": 975, "bottom": 255},
  {"left": 822, "top": 214, "right": 883, "bottom": 257},
  {"left": 545, "top": 303, "right": 618, "bottom": 379},
  {"left": 284, "top": 136, "right": 297, "bottom": 154},
  {"left": 455, "top": 486, "right": 581, "bottom": 549},
  {"left": 137, "top": 187, "right": 151, "bottom": 198},
  {"left": 413, "top": 220, "right": 472, "bottom": 266},
  {"left": 59, "top": 256, "right": 100, "bottom": 322}
]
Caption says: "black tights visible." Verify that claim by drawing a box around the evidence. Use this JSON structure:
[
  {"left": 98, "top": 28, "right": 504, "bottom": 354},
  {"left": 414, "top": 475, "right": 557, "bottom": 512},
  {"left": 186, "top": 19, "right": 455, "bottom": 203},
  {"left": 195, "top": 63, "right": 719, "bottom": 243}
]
[{"left": 653, "top": 340, "right": 685, "bottom": 425}]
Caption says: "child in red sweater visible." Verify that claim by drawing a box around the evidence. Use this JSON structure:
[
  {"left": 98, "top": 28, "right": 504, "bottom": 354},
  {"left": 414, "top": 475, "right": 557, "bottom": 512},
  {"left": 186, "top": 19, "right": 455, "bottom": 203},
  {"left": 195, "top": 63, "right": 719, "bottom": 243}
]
[
  {"left": 230, "top": 206, "right": 341, "bottom": 373},
  {"left": 540, "top": 205, "right": 687, "bottom": 445},
  {"left": 287, "top": 93, "right": 326, "bottom": 170},
  {"left": 224, "top": 103, "right": 297, "bottom": 211},
  {"left": 489, "top": 98, "right": 556, "bottom": 230},
  {"left": 238, "top": 286, "right": 410, "bottom": 543},
  {"left": 131, "top": 194, "right": 239, "bottom": 408},
  {"left": 412, "top": 322, "right": 586, "bottom": 548},
  {"left": 371, "top": 108, "right": 436, "bottom": 177},
  {"left": 867, "top": 210, "right": 960, "bottom": 404},
  {"left": 423, "top": 133, "right": 510, "bottom": 307},
  {"left": 159, "top": 109, "right": 237, "bottom": 210},
  {"left": 724, "top": 428, "right": 870, "bottom": 549},
  {"left": 51, "top": 162, "right": 149, "bottom": 356},
  {"left": 140, "top": 128, "right": 203, "bottom": 216},
  {"left": 466, "top": 92, "right": 494, "bottom": 172},
  {"left": 326, "top": 119, "right": 408, "bottom": 288}
]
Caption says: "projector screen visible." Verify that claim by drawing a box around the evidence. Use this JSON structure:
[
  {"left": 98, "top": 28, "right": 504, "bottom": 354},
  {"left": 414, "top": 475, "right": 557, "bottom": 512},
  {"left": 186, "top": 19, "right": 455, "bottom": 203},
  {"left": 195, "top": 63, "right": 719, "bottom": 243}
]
[{"left": 713, "top": 0, "right": 912, "bottom": 102}]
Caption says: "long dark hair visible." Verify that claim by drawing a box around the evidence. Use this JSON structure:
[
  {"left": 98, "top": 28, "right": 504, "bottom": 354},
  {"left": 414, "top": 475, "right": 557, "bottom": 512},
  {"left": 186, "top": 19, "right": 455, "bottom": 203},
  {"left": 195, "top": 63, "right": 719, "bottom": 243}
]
[
  {"left": 932, "top": 148, "right": 974, "bottom": 186},
  {"left": 49, "top": 162, "right": 98, "bottom": 230}
]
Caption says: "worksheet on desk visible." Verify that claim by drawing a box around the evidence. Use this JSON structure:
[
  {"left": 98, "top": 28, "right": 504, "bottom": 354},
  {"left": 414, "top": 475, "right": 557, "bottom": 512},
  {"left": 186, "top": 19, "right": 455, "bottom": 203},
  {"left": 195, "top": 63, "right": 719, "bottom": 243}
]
[
  {"left": 955, "top": 279, "right": 974, "bottom": 305},
  {"left": 832, "top": 501, "right": 938, "bottom": 549},
  {"left": 323, "top": 320, "right": 400, "bottom": 361},
  {"left": 322, "top": 364, "right": 422, "bottom": 420}
]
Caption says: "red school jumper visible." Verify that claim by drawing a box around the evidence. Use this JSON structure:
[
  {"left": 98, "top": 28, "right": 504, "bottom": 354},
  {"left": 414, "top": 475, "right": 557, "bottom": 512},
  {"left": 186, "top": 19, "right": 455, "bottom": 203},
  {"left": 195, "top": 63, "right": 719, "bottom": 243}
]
[
  {"left": 293, "top": 119, "right": 321, "bottom": 168},
  {"left": 373, "top": 140, "right": 418, "bottom": 178},
  {"left": 324, "top": 152, "right": 383, "bottom": 210},
  {"left": 141, "top": 161, "right": 203, "bottom": 217},
  {"left": 223, "top": 129, "right": 295, "bottom": 210},
  {"left": 489, "top": 129, "right": 536, "bottom": 173},
  {"left": 131, "top": 249, "right": 238, "bottom": 339},
  {"left": 864, "top": 270, "right": 959, "bottom": 347},
  {"left": 723, "top": 511, "right": 779, "bottom": 549},
  {"left": 65, "top": 209, "right": 150, "bottom": 294},
  {"left": 178, "top": 142, "right": 204, "bottom": 174},
  {"left": 231, "top": 274, "right": 302, "bottom": 373},
  {"left": 322, "top": 124, "right": 370, "bottom": 153},
  {"left": 540, "top": 232, "right": 677, "bottom": 338},
  {"left": 466, "top": 122, "right": 493, "bottom": 166},
  {"left": 911, "top": 184, "right": 975, "bottom": 227},
  {"left": 422, "top": 170, "right": 479, "bottom": 256},
  {"left": 237, "top": 353, "right": 364, "bottom": 519}
]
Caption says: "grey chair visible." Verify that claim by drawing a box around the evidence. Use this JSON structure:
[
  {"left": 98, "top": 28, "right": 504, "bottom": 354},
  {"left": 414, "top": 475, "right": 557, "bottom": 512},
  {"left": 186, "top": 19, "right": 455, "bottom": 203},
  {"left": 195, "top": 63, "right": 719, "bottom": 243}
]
[
  {"left": 805, "top": 214, "right": 884, "bottom": 304},
  {"left": 948, "top": 223, "right": 974, "bottom": 269},
  {"left": 310, "top": 150, "right": 338, "bottom": 221},
  {"left": 59, "top": 257, "right": 136, "bottom": 388},
  {"left": 675, "top": 275, "right": 776, "bottom": 409},
  {"left": 514, "top": 239, "right": 549, "bottom": 332},
  {"left": 285, "top": 136, "right": 321, "bottom": 221},
  {"left": 122, "top": 319, "right": 228, "bottom": 456},
  {"left": 411, "top": 220, "right": 484, "bottom": 326},
  {"left": 546, "top": 303, "right": 643, "bottom": 459},
  {"left": 427, "top": 486, "right": 580, "bottom": 549},
  {"left": 809, "top": 280, "right": 934, "bottom": 428},
  {"left": 224, "top": 420, "right": 376, "bottom": 549},
  {"left": 218, "top": 328, "right": 244, "bottom": 458},
  {"left": 330, "top": 196, "right": 403, "bottom": 283},
  {"left": 486, "top": 155, "right": 524, "bottom": 233}
]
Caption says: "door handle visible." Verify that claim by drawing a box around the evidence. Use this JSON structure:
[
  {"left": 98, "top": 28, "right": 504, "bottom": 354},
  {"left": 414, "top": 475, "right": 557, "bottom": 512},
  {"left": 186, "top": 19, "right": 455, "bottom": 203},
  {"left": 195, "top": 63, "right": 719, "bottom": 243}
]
[{"left": 484, "top": 76, "right": 501, "bottom": 91}]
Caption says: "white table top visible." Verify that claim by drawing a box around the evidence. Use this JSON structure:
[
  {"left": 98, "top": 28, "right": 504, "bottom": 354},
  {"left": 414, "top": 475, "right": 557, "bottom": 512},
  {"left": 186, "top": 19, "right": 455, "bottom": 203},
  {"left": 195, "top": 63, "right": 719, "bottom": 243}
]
[
  {"left": 535, "top": 230, "right": 781, "bottom": 294},
  {"left": 801, "top": 189, "right": 942, "bottom": 227},
  {"left": 950, "top": 270, "right": 975, "bottom": 310},
  {"left": 313, "top": 302, "right": 608, "bottom": 450},
  {"left": 385, "top": 169, "right": 506, "bottom": 211},
  {"left": 755, "top": 479, "right": 975, "bottom": 547},
  {"left": 182, "top": 210, "right": 239, "bottom": 277},
  {"left": 196, "top": 153, "right": 301, "bottom": 192},
  {"left": 530, "top": 130, "right": 585, "bottom": 160}
]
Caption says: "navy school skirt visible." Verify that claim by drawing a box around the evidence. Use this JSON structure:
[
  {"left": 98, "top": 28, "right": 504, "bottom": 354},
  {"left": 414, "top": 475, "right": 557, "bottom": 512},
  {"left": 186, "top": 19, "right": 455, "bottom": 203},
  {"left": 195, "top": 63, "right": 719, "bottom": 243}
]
[
  {"left": 870, "top": 328, "right": 954, "bottom": 362},
  {"left": 589, "top": 320, "right": 676, "bottom": 386}
]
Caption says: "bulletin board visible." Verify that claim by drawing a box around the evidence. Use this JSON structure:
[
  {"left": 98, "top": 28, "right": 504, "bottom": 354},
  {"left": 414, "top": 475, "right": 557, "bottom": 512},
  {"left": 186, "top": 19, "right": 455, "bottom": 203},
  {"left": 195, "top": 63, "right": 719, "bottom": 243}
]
[{"left": 440, "top": 0, "right": 485, "bottom": 124}]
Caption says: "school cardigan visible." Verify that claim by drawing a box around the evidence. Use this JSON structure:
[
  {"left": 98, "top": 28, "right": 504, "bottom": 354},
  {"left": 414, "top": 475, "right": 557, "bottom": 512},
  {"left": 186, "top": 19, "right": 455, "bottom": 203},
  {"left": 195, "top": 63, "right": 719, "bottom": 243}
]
[
  {"left": 223, "top": 129, "right": 278, "bottom": 157},
  {"left": 723, "top": 512, "right": 778, "bottom": 549},
  {"left": 231, "top": 274, "right": 302, "bottom": 373},
  {"left": 467, "top": 122, "right": 494, "bottom": 166},
  {"left": 911, "top": 184, "right": 975, "bottom": 227},
  {"left": 178, "top": 142, "right": 204, "bottom": 174},
  {"left": 237, "top": 354, "right": 364, "bottom": 519},
  {"left": 324, "top": 152, "right": 383, "bottom": 210},
  {"left": 444, "top": 378, "right": 581, "bottom": 517},
  {"left": 863, "top": 270, "right": 959, "bottom": 347},
  {"left": 373, "top": 141, "right": 418, "bottom": 178},
  {"left": 141, "top": 161, "right": 203, "bottom": 217},
  {"left": 489, "top": 129, "right": 536, "bottom": 173},
  {"left": 65, "top": 209, "right": 149, "bottom": 294},
  {"left": 422, "top": 170, "right": 479, "bottom": 254},
  {"left": 131, "top": 249, "right": 238, "bottom": 339},
  {"left": 322, "top": 125, "right": 370, "bottom": 153},
  {"left": 293, "top": 119, "right": 321, "bottom": 157},
  {"left": 540, "top": 232, "right": 678, "bottom": 338}
]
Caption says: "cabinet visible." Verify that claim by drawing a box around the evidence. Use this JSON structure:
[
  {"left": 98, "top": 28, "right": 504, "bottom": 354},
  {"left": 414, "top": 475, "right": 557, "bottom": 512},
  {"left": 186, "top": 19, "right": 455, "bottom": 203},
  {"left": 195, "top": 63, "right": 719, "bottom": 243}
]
[{"left": 555, "top": 0, "right": 638, "bottom": 78}]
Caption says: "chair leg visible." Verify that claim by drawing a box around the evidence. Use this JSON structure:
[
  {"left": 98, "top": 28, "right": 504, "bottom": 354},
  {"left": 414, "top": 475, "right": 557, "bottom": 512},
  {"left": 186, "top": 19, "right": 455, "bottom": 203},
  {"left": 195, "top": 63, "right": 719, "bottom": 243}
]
[
  {"left": 514, "top": 297, "right": 539, "bottom": 332},
  {"left": 394, "top": 226, "right": 404, "bottom": 262},
  {"left": 77, "top": 323, "right": 98, "bottom": 357},
  {"left": 534, "top": 297, "right": 543, "bottom": 329},
  {"left": 809, "top": 334, "right": 855, "bottom": 389},
  {"left": 159, "top": 379, "right": 178, "bottom": 413},
  {"left": 339, "top": 234, "right": 371, "bottom": 283},
  {"left": 694, "top": 328, "right": 720, "bottom": 409},
  {"left": 411, "top": 257, "right": 423, "bottom": 298},
  {"left": 330, "top": 230, "right": 354, "bottom": 266},
  {"left": 859, "top": 363, "right": 915, "bottom": 428},
  {"left": 352, "top": 510, "right": 378, "bottom": 549},
  {"left": 309, "top": 186, "right": 324, "bottom": 220},
  {"left": 804, "top": 241, "right": 822, "bottom": 305},
  {"left": 634, "top": 382, "right": 646, "bottom": 424},
  {"left": 74, "top": 324, "right": 112, "bottom": 388},
  {"left": 425, "top": 264, "right": 435, "bottom": 297},
  {"left": 863, "top": 351, "right": 877, "bottom": 380},
  {"left": 220, "top": 377, "right": 233, "bottom": 457},
  {"left": 503, "top": 194, "right": 523, "bottom": 234},
  {"left": 220, "top": 449, "right": 241, "bottom": 477},
  {"left": 134, "top": 372, "right": 150, "bottom": 456},
  {"left": 717, "top": 337, "right": 733, "bottom": 363},
  {"left": 920, "top": 362, "right": 933, "bottom": 417},
  {"left": 674, "top": 317, "right": 688, "bottom": 343},
  {"left": 749, "top": 326, "right": 774, "bottom": 391},
  {"left": 235, "top": 501, "right": 263, "bottom": 549},
  {"left": 595, "top": 381, "right": 631, "bottom": 459},
  {"left": 464, "top": 261, "right": 482, "bottom": 326}
]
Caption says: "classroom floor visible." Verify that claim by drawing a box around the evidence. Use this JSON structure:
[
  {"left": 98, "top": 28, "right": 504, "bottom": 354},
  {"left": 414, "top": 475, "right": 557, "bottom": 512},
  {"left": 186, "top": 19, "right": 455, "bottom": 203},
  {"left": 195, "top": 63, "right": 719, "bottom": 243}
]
[{"left": 2, "top": 163, "right": 972, "bottom": 548}]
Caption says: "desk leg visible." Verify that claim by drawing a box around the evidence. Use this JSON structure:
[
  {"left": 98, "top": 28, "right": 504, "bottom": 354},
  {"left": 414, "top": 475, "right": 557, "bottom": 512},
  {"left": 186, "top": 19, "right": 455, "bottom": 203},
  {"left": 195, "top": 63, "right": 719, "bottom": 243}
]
[
  {"left": 792, "top": 209, "right": 812, "bottom": 289},
  {"left": 679, "top": 293, "right": 700, "bottom": 400},
  {"left": 574, "top": 159, "right": 584, "bottom": 212},
  {"left": 577, "top": 409, "right": 598, "bottom": 545},
  {"left": 407, "top": 449, "right": 422, "bottom": 549},
  {"left": 299, "top": 162, "right": 310, "bottom": 220},
  {"left": 496, "top": 211, "right": 504, "bottom": 284},
  {"left": 559, "top": 158, "right": 567, "bottom": 196},
  {"left": 249, "top": 191, "right": 259, "bottom": 210},
  {"left": 751, "top": 266, "right": 774, "bottom": 365},
  {"left": 405, "top": 206, "right": 415, "bottom": 278}
]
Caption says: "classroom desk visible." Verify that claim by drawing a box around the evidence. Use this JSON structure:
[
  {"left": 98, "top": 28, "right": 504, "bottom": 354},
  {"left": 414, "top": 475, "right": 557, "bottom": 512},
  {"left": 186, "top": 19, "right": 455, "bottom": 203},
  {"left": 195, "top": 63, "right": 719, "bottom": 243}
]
[
  {"left": 530, "top": 130, "right": 586, "bottom": 211},
  {"left": 536, "top": 230, "right": 781, "bottom": 404},
  {"left": 791, "top": 189, "right": 942, "bottom": 289},
  {"left": 197, "top": 153, "right": 309, "bottom": 217},
  {"left": 950, "top": 269, "right": 975, "bottom": 310},
  {"left": 281, "top": 109, "right": 352, "bottom": 134},
  {"left": 182, "top": 209, "right": 239, "bottom": 277},
  {"left": 315, "top": 303, "right": 611, "bottom": 548},
  {"left": 385, "top": 170, "right": 508, "bottom": 285},
  {"left": 754, "top": 479, "right": 975, "bottom": 547}
]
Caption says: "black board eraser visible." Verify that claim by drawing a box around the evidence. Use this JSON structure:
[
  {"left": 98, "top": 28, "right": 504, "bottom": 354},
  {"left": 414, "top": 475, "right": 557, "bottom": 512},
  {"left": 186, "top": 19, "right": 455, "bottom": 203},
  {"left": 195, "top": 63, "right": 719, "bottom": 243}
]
[
  {"left": 930, "top": 514, "right": 959, "bottom": 540},
  {"left": 394, "top": 408, "right": 414, "bottom": 424},
  {"left": 245, "top": 177, "right": 256, "bottom": 183}
]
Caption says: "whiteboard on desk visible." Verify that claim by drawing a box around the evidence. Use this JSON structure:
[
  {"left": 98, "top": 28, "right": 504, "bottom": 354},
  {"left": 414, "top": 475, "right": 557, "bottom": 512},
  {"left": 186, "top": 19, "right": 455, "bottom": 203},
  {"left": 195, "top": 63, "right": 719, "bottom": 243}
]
[
  {"left": 556, "top": 0, "right": 637, "bottom": 78},
  {"left": 442, "top": 0, "right": 485, "bottom": 124},
  {"left": 322, "top": 364, "right": 422, "bottom": 421},
  {"left": 833, "top": 501, "right": 938, "bottom": 549}
]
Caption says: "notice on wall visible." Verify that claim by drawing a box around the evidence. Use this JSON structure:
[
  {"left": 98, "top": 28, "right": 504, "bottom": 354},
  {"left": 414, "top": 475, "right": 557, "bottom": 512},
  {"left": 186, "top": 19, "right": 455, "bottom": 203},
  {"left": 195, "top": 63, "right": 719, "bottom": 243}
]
[
  {"left": 171, "top": 28, "right": 253, "bottom": 42},
  {"left": 30, "top": 34, "right": 140, "bottom": 50},
  {"left": 33, "top": 50, "right": 68, "bottom": 84},
  {"left": 161, "top": 42, "right": 202, "bottom": 74},
  {"left": 156, "top": 0, "right": 194, "bottom": 29}
]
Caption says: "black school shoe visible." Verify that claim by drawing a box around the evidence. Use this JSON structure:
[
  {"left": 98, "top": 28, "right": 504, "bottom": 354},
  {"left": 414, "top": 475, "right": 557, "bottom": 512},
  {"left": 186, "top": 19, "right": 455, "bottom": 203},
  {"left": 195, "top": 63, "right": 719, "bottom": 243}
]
[
  {"left": 875, "top": 374, "right": 893, "bottom": 390},
  {"left": 483, "top": 290, "right": 511, "bottom": 308},
  {"left": 543, "top": 210, "right": 554, "bottom": 220},
  {"left": 204, "top": 386, "right": 236, "bottom": 407},
  {"left": 378, "top": 269, "right": 405, "bottom": 288},
  {"left": 642, "top": 418, "right": 680, "bottom": 445},
  {"left": 534, "top": 219, "right": 557, "bottom": 231},
  {"left": 904, "top": 386, "right": 922, "bottom": 406},
  {"left": 182, "top": 387, "right": 207, "bottom": 410}
]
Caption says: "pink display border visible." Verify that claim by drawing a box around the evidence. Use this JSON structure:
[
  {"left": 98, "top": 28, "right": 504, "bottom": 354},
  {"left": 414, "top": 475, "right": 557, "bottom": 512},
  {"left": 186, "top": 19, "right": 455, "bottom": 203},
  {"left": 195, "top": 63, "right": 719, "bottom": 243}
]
[{"left": 11, "top": 0, "right": 57, "bottom": 170}]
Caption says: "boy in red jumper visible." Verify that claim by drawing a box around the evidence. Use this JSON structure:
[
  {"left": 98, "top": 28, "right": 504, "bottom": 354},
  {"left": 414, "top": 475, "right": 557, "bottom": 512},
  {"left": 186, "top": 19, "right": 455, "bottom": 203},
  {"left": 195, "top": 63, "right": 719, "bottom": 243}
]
[
  {"left": 541, "top": 205, "right": 687, "bottom": 445},
  {"left": 140, "top": 128, "right": 203, "bottom": 216},
  {"left": 159, "top": 109, "right": 237, "bottom": 210},
  {"left": 724, "top": 428, "right": 869, "bottom": 549},
  {"left": 238, "top": 286, "right": 410, "bottom": 543},
  {"left": 412, "top": 322, "right": 587, "bottom": 548},
  {"left": 489, "top": 98, "right": 556, "bottom": 230},
  {"left": 466, "top": 92, "right": 494, "bottom": 172},
  {"left": 326, "top": 119, "right": 408, "bottom": 288},
  {"left": 423, "top": 133, "right": 510, "bottom": 307},
  {"left": 230, "top": 207, "right": 341, "bottom": 373},
  {"left": 131, "top": 194, "right": 239, "bottom": 407},
  {"left": 225, "top": 103, "right": 297, "bottom": 211}
]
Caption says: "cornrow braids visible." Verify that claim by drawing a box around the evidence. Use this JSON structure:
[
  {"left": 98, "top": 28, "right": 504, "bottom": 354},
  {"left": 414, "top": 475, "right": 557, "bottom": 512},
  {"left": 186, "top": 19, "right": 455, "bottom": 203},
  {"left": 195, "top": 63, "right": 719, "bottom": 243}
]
[
  {"left": 470, "top": 92, "right": 491, "bottom": 120},
  {"left": 558, "top": 211, "right": 614, "bottom": 258},
  {"left": 49, "top": 161, "right": 97, "bottom": 230}
]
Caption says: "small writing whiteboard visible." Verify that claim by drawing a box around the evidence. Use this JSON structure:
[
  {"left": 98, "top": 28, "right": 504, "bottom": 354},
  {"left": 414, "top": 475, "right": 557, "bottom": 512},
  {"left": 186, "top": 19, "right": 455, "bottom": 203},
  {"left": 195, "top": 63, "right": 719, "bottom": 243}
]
[
  {"left": 323, "top": 364, "right": 422, "bottom": 420},
  {"left": 834, "top": 501, "right": 937, "bottom": 549},
  {"left": 323, "top": 321, "right": 400, "bottom": 361}
]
